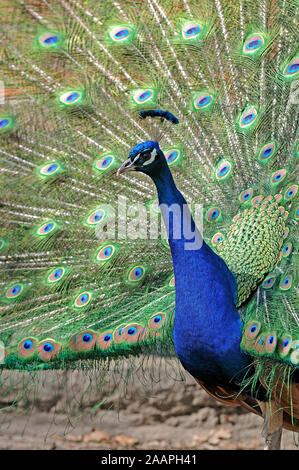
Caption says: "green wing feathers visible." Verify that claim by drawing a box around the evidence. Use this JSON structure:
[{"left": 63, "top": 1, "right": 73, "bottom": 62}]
[{"left": 0, "top": 0, "right": 298, "bottom": 388}]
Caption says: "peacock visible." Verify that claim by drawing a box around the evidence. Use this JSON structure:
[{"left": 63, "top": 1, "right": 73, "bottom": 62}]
[{"left": 0, "top": 0, "right": 298, "bottom": 451}]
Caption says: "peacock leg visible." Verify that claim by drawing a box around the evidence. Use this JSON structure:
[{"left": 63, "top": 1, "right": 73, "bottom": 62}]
[{"left": 258, "top": 400, "right": 283, "bottom": 450}]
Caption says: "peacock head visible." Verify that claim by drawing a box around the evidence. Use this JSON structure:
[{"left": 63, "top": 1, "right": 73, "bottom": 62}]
[
  {"left": 117, "top": 110, "right": 179, "bottom": 178},
  {"left": 117, "top": 140, "right": 167, "bottom": 177}
]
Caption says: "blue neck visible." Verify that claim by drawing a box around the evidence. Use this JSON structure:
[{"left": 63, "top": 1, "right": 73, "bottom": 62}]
[{"left": 151, "top": 162, "right": 251, "bottom": 385}]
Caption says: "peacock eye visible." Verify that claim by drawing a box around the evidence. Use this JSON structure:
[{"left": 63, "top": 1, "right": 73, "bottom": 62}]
[
  {"left": 140, "top": 151, "right": 151, "bottom": 161},
  {"left": 136, "top": 151, "right": 152, "bottom": 165}
]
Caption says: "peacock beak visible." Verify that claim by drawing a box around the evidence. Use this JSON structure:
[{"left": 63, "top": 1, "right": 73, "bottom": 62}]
[{"left": 117, "top": 158, "right": 137, "bottom": 176}]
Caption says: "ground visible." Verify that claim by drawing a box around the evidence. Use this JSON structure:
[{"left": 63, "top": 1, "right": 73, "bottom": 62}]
[{"left": 0, "top": 358, "right": 297, "bottom": 450}]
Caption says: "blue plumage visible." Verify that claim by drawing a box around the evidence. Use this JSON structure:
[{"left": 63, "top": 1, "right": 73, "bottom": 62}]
[{"left": 123, "top": 139, "right": 252, "bottom": 387}]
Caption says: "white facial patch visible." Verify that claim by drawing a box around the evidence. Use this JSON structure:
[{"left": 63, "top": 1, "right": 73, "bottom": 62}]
[
  {"left": 132, "top": 154, "right": 141, "bottom": 165},
  {"left": 142, "top": 148, "right": 157, "bottom": 166}
]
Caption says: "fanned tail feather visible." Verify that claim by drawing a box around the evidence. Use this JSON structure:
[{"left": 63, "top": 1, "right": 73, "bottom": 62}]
[{"left": 0, "top": 0, "right": 298, "bottom": 429}]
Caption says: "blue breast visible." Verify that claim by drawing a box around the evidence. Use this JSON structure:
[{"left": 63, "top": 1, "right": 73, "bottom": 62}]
[{"left": 172, "top": 242, "right": 250, "bottom": 384}]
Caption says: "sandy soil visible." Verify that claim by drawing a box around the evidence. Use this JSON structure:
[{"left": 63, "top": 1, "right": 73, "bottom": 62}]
[{"left": 0, "top": 358, "right": 297, "bottom": 450}]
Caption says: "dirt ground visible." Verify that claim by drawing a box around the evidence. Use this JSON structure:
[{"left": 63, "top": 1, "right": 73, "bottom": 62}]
[{"left": 0, "top": 358, "right": 297, "bottom": 450}]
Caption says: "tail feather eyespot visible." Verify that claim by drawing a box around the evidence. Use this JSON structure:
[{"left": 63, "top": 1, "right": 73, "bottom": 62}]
[
  {"left": 283, "top": 58, "right": 299, "bottom": 78},
  {"left": 133, "top": 89, "right": 154, "bottom": 105},
  {"left": 18, "top": 338, "right": 36, "bottom": 358},
  {"left": 0, "top": 115, "right": 14, "bottom": 132},
  {"left": 94, "top": 154, "right": 116, "bottom": 173},
  {"left": 244, "top": 321, "right": 261, "bottom": 340},
  {"left": 113, "top": 326, "right": 125, "bottom": 344},
  {"left": 6, "top": 283, "right": 24, "bottom": 299},
  {"left": 215, "top": 160, "right": 232, "bottom": 180},
  {"left": 96, "top": 244, "right": 117, "bottom": 262},
  {"left": 207, "top": 207, "right": 221, "bottom": 222},
  {"left": 37, "top": 339, "right": 61, "bottom": 360},
  {"left": 211, "top": 232, "right": 224, "bottom": 247},
  {"left": 39, "top": 162, "right": 62, "bottom": 177},
  {"left": 47, "top": 267, "right": 66, "bottom": 283},
  {"left": 74, "top": 330, "right": 98, "bottom": 351},
  {"left": 254, "top": 333, "right": 267, "bottom": 354},
  {"left": 262, "top": 276, "right": 275, "bottom": 289},
  {"left": 281, "top": 243, "right": 292, "bottom": 258},
  {"left": 265, "top": 333, "right": 277, "bottom": 354},
  {"left": 98, "top": 331, "right": 114, "bottom": 350},
  {"left": 59, "top": 90, "right": 83, "bottom": 105},
  {"left": 271, "top": 169, "right": 287, "bottom": 185},
  {"left": 284, "top": 185, "right": 298, "bottom": 201},
  {"left": 279, "top": 275, "right": 293, "bottom": 290},
  {"left": 127, "top": 265, "right": 146, "bottom": 282},
  {"left": 193, "top": 93, "right": 213, "bottom": 110},
  {"left": 279, "top": 335, "right": 292, "bottom": 357},
  {"left": 74, "top": 291, "right": 92, "bottom": 308},
  {"left": 109, "top": 26, "right": 133, "bottom": 42},
  {"left": 148, "top": 313, "right": 166, "bottom": 330},
  {"left": 86, "top": 209, "right": 106, "bottom": 225},
  {"left": 243, "top": 34, "right": 265, "bottom": 54},
  {"left": 165, "top": 148, "right": 181, "bottom": 166},
  {"left": 121, "top": 324, "right": 147, "bottom": 343},
  {"left": 36, "top": 221, "right": 58, "bottom": 236},
  {"left": 182, "top": 23, "right": 203, "bottom": 40},
  {"left": 258, "top": 142, "right": 276, "bottom": 162},
  {"left": 38, "top": 32, "right": 63, "bottom": 48},
  {"left": 239, "top": 189, "right": 253, "bottom": 203},
  {"left": 238, "top": 107, "right": 258, "bottom": 129}
]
